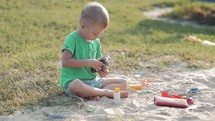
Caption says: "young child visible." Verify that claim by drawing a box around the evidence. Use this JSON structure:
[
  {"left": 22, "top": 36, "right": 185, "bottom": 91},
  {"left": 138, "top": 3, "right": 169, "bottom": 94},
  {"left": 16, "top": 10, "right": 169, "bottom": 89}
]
[{"left": 60, "top": 2, "right": 129, "bottom": 100}]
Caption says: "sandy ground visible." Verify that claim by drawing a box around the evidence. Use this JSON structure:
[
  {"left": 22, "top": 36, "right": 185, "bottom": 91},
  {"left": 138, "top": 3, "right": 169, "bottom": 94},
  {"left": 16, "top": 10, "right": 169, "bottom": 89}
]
[{"left": 0, "top": 66, "right": 214, "bottom": 121}]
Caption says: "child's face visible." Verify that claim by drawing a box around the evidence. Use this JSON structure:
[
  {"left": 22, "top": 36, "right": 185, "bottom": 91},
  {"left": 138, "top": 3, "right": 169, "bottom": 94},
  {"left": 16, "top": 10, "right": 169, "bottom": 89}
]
[{"left": 82, "top": 24, "right": 106, "bottom": 41}]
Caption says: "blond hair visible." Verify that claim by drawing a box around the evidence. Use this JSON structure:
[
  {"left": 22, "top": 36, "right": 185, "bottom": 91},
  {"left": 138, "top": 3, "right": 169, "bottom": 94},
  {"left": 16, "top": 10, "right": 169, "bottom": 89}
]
[{"left": 80, "top": 2, "right": 109, "bottom": 28}]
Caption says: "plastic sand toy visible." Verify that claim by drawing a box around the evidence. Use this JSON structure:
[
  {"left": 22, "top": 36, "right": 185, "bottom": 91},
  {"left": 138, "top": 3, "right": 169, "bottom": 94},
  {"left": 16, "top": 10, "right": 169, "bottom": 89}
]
[
  {"left": 154, "top": 96, "right": 188, "bottom": 108},
  {"left": 128, "top": 84, "right": 143, "bottom": 90}
]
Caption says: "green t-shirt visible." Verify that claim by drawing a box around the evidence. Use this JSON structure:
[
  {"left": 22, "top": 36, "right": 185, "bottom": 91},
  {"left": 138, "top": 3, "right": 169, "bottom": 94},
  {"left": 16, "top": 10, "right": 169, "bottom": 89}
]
[{"left": 60, "top": 31, "right": 102, "bottom": 89}]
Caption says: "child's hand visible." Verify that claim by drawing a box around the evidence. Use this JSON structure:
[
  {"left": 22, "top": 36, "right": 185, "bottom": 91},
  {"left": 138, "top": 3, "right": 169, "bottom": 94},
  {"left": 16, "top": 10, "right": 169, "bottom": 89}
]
[
  {"left": 98, "top": 69, "right": 108, "bottom": 77},
  {"left": 89, "top": 59, "right": 104, "bottom": 72}
]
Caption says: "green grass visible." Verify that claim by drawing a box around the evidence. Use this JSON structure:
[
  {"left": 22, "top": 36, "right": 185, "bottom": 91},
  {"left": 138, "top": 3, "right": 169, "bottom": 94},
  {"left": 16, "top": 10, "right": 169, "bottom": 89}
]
[
  {"left": 164, "top": 0, "right": 215, "bottom": 25},
  {"left": 0, "top": 0, "right": 215, "bottom": 115}
]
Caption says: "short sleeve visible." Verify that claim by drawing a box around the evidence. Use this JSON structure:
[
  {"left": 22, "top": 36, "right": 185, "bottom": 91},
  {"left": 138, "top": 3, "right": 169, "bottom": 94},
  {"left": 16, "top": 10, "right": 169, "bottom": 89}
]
[
  {"left": 96, "top": 39, "right": 102, "bottom": 58},
  {"left": 62, "top": 33, "right": 76, "bottom": 54}
]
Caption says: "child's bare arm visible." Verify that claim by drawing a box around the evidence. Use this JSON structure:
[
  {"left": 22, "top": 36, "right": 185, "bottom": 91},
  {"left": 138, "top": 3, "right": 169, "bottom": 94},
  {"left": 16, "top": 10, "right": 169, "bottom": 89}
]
[{"left": 62, "top": 50, "right": 103, "bottom": 70}]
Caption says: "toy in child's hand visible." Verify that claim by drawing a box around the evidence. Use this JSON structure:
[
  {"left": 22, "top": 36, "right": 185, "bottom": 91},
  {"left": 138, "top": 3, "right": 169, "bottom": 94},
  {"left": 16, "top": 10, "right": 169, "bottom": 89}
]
[{"left": 91, "top": 56, "right": 111, "bottom": 73}]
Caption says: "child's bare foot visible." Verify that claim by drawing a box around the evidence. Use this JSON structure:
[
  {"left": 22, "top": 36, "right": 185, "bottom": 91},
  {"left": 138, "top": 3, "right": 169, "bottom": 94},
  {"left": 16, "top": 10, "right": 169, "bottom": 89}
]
[
  {"left": 120, "top": 91, "right": 129, "bottom": 98},
  {"left": 104, "top": 90, "right": 129, "bottom": 98},
  {"left": 92, "top": 96, "right": 101, "bottom": 101},
  {"left": 87, "top": 96, "right": 101, "bottom": 101}
]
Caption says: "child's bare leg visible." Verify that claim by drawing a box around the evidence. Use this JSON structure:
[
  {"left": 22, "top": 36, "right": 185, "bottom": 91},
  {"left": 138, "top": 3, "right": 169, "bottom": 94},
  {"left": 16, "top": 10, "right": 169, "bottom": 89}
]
[
  {"left": 68, "top": 79, "right": 128, "bottom": 98},
  {"left": 101, "top": 78, "right": 128, "bottom": 90}
]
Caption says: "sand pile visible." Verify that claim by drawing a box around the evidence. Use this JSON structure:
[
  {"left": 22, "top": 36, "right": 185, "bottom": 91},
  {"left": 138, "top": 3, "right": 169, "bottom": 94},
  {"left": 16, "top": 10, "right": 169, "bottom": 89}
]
[{"left": 0, "top": 67, "right": 214, "bottom": 121}]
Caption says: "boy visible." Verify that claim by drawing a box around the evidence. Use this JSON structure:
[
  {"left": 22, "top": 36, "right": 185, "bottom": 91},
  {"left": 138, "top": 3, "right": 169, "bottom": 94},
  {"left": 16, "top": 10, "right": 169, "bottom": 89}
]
[{"left": 60, "top": 2, "right": 129, "bottom": 100}]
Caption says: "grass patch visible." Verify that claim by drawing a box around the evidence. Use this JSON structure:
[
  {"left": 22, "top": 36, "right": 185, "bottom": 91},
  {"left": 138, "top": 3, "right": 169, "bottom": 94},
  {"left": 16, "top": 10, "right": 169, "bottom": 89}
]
[
  {"left": 0, "top": 0, "right": 215, "bottom": 115},
  {"left": 164, "top": 0, "right": 215, "bottom": 25}
]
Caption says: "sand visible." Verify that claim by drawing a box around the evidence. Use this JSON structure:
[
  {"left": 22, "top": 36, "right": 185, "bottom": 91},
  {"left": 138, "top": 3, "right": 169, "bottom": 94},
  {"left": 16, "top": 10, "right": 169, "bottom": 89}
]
[{"left": 0, "top": 67, "right": 214, "bottom": 121}]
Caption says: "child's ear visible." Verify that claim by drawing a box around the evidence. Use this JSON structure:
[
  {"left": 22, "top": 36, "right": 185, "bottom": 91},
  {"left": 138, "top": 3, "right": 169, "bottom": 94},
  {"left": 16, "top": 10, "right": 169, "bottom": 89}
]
[{"left": 80, "top": 23, "right": 85, "bottom": 29}]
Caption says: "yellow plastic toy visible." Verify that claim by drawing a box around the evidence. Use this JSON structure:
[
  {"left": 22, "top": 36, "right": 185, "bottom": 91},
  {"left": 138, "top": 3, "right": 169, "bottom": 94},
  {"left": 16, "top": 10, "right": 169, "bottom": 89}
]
[{"left": 128, "top": 84, "right": 143, "bottom": 90}]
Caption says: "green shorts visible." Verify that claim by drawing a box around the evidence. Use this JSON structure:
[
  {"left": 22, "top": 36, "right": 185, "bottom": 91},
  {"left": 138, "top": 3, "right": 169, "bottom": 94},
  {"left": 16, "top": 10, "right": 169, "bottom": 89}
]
[{"left": 65, "top": 78, "right": 105, "bottom": 96}]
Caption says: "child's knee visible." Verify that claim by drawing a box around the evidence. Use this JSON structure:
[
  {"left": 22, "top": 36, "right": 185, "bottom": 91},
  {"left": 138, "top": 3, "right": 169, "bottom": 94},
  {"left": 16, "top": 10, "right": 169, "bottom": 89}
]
[
  {"left": 69, "top": 79, "right": 83, "bottom": 93},
  {"left": 121, "top": 79, "right": 128, "bottom": 88}
]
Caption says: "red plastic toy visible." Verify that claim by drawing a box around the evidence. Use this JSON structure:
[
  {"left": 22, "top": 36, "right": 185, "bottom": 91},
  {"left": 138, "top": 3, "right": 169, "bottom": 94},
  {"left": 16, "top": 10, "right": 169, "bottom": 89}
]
[
  {"left": 161, "top": 91, "right": 194, "bottom": 104},
  {"left": 154, "top": 96, "right": 188, "bottom": 108}
]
